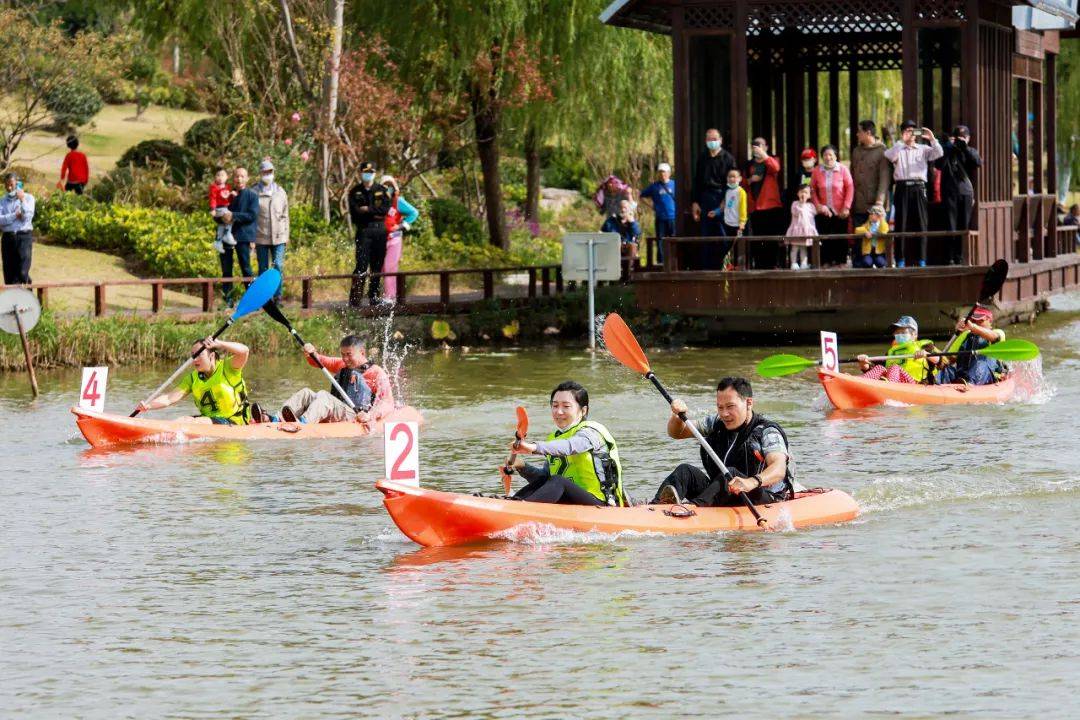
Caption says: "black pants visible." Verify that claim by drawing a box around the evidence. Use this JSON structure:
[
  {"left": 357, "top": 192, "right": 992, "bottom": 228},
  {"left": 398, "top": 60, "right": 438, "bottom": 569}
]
[
  {"left": 942, "top": 193, "right": 973, "bottom": 265},
  {"left": 513, "top": 475, "right": 605, "bottom": 506},
  {"left": 64, "top": 182, "right": 85, "bottom": 195},
  {"left": 748, "top": 207, "right": 787, "bottom": 268},
  {"left": 350, "top": 222, "right": 388, "bottom": 306},
  {"left": 894, "top": 182, "right": 928, "bottom": 264},
  {"left": 219, "top": 242, "right": 254, "bottom": 301},
  {"left": 652, "top": 463, "right": 785, "bottom": 507},
  {"left": 654, "top": 217, "right": 675, "bottom": 263},
  {"left": 2, "top": 231, "right": 33, "bottom": 285},
  {"left": 815, "top": 214, "right": 850, "bottom": 266}
]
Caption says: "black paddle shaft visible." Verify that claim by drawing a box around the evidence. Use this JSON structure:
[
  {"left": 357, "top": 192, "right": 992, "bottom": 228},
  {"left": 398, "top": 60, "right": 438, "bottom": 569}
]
[{"left": 261, "top": 301, "right": 328, "bottom": 371}]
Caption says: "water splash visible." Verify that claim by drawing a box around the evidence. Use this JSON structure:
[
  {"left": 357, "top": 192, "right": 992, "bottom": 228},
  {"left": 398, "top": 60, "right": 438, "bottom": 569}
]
[
  {"left": 771, "top": 507, "right": 796, "bottom": 533},
  {"left": 370, "top": 304, "right": 412, "bottom": 407},
  {"left": 1010, "top": 358, "right": 1055, "bottom": 404},
  {"left": 491, "top": 522, "right": 664, "bottom": 545}
]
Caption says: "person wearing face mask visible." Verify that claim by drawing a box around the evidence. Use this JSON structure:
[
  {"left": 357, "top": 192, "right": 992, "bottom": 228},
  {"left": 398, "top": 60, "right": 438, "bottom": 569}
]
[
  {"left": 745, "top": 137, "right": 784, "bottom": 268},
  {"left": 347, "top": 161, "right": 392, "bottom": 307},
  {"left": 252, "top": 159, "right": 289, "bottom": 300},
  {"left": 508, "top": 380, "right": 627, "bottom": 507},
  {"left": 652, "top": 377, "right": 794, "bottom": 507},
  {"left": 0, "top": 172, "right": 35, "bottom": 285},
  {"left": 217, "top": 166, "right": 259, "bottom": 306},
  {"left": 857, "top": 315, "right": 941, "bottom": 384},
  {"left": 691, "top": 128, "right": 737, "bottom": 269},
  {"left": 705, "top": 168, "right": 747, "bottom": 268},
  {"left": 884, "top": 120, "right": 943, "bottom": 267},
  {"left": 935, "top": 125, "right": 981, "bottom": 265},
  {"left": 810, "top": 144, "right": 854, "bottom": 267},
  {"left": 379, "top": 175, "right": 419, "bottom": 305}
]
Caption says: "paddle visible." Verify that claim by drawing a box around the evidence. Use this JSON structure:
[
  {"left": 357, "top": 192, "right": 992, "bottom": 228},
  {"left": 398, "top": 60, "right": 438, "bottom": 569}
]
[
  {"left": 942, "top": 259, "right": 1009, "bottom": 353},
  {"left": 261, "top": 300, "right": 359, "bottom": 412},
  {"left": 500, "top": 406, "right": 529, "bottom": 495},
  {"left": 756, "top": 339, "right": 1040, "bottom": 378},
  {"left": 131, "top": 269, "right": 281, "bottom": 416},
  {"left": 601, "top": 313, "right": 768, "bottom": 527}
]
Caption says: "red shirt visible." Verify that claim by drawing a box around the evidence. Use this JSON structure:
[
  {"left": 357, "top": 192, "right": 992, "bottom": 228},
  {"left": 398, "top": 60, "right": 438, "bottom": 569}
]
[
  {"left": 60, "top": 151, "right": 90, "bottom": 184},
  {"left": 209, "top": 183, "right": 233, "bottom": 209},
  {"left": 306, "top": 353, "right": 396, "bottom": 421}
]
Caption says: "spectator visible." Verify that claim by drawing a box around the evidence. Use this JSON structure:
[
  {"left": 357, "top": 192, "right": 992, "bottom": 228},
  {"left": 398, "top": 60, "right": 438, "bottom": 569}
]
[
  {"left": 380, "top": 174, "right": 419, "bottom": 305},
  {"left": 937, "top": 125, "right": 982, "bottom": 265},
  {"left": 57, "top": 135, "right": 89, "bottom": 194},
  {"left": 884, "top": 120, "right": 943, "bottom": 267},
  {"left": 0, "top": 173, "right": 35, "bottom": 285},
  {"left": 853, "top": 204, "right": 889, "bottom": 268},
  {"left": 594, "top": 175, "right": 634, "bottom": 218},
  {"left": 790, "top": 148, "right": 816, "bottom": 202},
  {"left": 705, "top": 168, "right": 746, "bottom": 268},
  {"left": 692, "top": 128, "right": 737, "bottom": 268},
  {"left": 219, "top": 166, "right": 258, "bottom": 306},
  {"left": 810, "top": 144, "right": 854, "bottom": 267},
  {"left": 850, "top": 120, "right": 890, "bottom": 229},
  {"left": 1062, "top": 203, "right": 1080, "bottom": 249},
  {"left": 601, "top": 198, "right": 642, "bottom": 263},
  {"left": 745, "top": 137, "right": 784, "bottom": 268},
  {"left": 784, "top": 184, "right": 816, "bottom": 270},
  {"left": 253, "top": 159, "right": 289, "bottom": 299},
  {"left": 347, "top": 161, "right": 392, "bottom": 307},
  {"left": 639, "top": 163, "right": 676, "bottom": 263},
  {"left": 208, "top": 166, "right": 235, "bottom": 254}
]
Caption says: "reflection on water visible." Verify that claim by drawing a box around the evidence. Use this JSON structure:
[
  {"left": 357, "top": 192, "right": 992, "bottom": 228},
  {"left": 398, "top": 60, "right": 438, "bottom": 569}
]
[{"left": 2, "top": 303, "right": 1080, "bottom": 716}]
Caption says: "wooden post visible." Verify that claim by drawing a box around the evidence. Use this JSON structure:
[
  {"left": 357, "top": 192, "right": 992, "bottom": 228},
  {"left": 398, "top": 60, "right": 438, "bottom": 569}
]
[
  {"left": 1047, "top": 50, "right": 1058, "bottom": 254},
  {"left": 528, "top": 268, "right": 537, "bottom": 298},
  {"left": 828, "top": 64, "right": 840, "bottom": 153},
  {"left": 94, "top": 284, "right": 106, "bottom": 317},
  {"left": 152, "top": 282, "right": 163, "bottom": 313},
  {"left": 439, "top": 272, "right": 450, "bottom": 306},
  {"left": 1017, "top": 79, "right": 1031, "bottom": 262},
  {"left": 397, "top": 274, "right": 408, "bottom": 304},
  {"left": 542, "top": 267, "right": 551, "bottom": 296},
  {"left": 482, "top": 270, "right": 494, "bottom": 299},
  {"left": 13, "top": 307, "right": 39, "bottom": 397},
  {"left": 556, "top": 267, "right": 564, "bottom": 294},
  {"left": 1032, "top": 80, "right": 1046, "bottom": 259},
  {"left": 811, "top": 238, "right": 822, "bottom": 268},
  {"left": 731, "top": 0, "right": 749, "bottom": 161},
  {"left": 807, "top": 67, "right": 819, "bottom": 151},
  {"left": 849, "top": 66, "right": 859, "bottom": 151},
  {"left": 302, "top": 278, "right": 313, "bottom": 309},
  {"left": 901, "top": 0, "right": 918, "bottom": 123},
  {"left": 36, "top": 287, "right": 48, "bottom": 310},
  {"left": 202, "top": 282, "right": 213, "bottom": 312},
  {"left": 672, "top": 7, "right": 691, "bottom": 236}
]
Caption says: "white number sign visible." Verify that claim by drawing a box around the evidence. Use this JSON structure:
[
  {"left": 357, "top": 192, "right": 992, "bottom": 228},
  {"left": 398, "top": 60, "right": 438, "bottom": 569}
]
[
  {"left": 819, "top": 331, "right": 839, "bottom": 372},
  {"left": 79, "top": 366, "right": 109, "bottom": 412},
  {"left": 384, "top": 421, "right": 420, "bottom": 487}
]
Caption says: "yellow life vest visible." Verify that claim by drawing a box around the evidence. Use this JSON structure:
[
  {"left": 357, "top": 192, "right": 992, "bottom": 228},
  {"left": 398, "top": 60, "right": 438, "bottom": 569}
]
[
  {"left": 179, "top": 358, "right": 250, "bottom": 424},
  {"left": 545, "top": 419, "right": 626, "bottom": 506},
  {"left": 885, "top": 339, "right": 935, "bottom": 383}
]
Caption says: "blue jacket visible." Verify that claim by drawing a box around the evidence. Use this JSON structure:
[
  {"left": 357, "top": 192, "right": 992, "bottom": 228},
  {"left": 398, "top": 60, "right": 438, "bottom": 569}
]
[{"left": 228, "top": 187, "right": 260, "bottom": 244}]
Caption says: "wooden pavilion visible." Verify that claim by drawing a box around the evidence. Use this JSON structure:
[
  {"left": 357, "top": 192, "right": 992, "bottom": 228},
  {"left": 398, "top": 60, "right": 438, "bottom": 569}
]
[{"left": 602, "top": 0, "right": 1080, "bottom": 337}]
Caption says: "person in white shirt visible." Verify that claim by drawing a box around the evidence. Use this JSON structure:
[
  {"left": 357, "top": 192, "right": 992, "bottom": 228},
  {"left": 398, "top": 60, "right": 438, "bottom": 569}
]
[{"left": 884, "top": 120, "right": 943, "bottom": 267}]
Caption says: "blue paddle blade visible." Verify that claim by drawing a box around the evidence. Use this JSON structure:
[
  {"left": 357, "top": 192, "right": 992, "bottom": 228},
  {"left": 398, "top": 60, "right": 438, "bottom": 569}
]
[{"left": 233, "top": 269, "right": 281, "bottom": 319}]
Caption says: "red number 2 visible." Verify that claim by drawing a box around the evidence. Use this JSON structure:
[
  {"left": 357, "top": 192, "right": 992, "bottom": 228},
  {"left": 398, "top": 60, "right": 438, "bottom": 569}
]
[
  {"left": 82, "top": 371, "right": 101, "bottom": 404},
  {"left": 389, "top": 424, "right": 416, "bottom": 481}
]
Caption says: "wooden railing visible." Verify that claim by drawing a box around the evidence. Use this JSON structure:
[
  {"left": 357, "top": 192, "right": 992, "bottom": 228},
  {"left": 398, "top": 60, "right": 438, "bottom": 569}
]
[
  {"left": 7, "top": 265, "right": 564, "bottom": 317},
  {"left": 1014, "top": 194, "right": 1075, "bottom": 261}
]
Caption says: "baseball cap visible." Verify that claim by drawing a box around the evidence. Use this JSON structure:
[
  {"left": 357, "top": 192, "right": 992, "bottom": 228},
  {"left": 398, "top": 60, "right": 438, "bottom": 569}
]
[
  {"left": 380, "top": 174, "right": 395, "bottom": 185},
  {"left": 889, "top": 315, "right": 919, "bottom": 333},
  {"left": 970, "top": 306, "right": 993, "bottom": 322},
  {"left": 900, "top": 119, "right": 918, "bottom": 131},
  {"left": 869, "top": 204, "right": 886, "bottom": 216},
  {"left": 259, "top": 159, "right": 274, "bottom": 173},
  {"left": 800, "top": 148, "right": 817, "bottom": 161},
  {"left": 657, "top": 162, "right": 671, "bottom": 173},
  {"left": 360, "top": 161, "right": 375, "bottom": 173}
]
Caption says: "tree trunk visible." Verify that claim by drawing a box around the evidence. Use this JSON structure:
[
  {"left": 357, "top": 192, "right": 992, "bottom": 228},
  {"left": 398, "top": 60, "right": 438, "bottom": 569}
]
[
  {"left": 317, "top": 0, "right": 345, "bottom": 220},
  {"left": 277, "top": 0, "right": 315, "bottom": 101},
  {"left": 524, "top": 122, "right": 541, "bottom": 222},
  {"left": 472, "top": 88, "right": 508, "bottom": 250}
]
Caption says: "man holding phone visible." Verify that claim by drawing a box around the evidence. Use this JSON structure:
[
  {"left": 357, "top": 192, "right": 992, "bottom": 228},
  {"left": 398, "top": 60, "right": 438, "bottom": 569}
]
[
  {"left": 884, "top": 120, "right": 943, "bottom": 267},
  {"left": 0, "top": 172, "right": 35, "bottom": 285}
]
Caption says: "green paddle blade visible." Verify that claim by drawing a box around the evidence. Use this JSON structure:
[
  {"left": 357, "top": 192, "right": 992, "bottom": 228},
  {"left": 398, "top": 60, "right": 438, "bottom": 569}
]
[
  {"left": 977, "top": 338, "right": 1040, "bottom": 361},
  {"left": 756, "top": 353, "right": 820, "bottom": 378}
]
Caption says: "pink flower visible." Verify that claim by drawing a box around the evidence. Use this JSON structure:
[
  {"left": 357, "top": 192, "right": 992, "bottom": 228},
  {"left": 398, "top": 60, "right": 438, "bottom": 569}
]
[
  {"left": 300, "top": 151, "right": 310, "bottom": 162},
  {"left": 291, "top": 112, "right": 301, "bottom": 123},
  {"left": 284, "top": 138, "right": 293, "bottom": 146}
]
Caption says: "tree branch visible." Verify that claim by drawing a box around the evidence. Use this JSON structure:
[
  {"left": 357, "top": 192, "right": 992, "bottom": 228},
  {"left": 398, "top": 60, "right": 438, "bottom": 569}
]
[{"left": 277, "top": 0, "right": 316, "bottom": 102}]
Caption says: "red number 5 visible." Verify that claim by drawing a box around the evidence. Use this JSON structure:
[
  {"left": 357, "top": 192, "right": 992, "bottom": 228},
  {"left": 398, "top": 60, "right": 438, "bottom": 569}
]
[{"left": 389, "top": 424, "right": 416, "bottom": 481}]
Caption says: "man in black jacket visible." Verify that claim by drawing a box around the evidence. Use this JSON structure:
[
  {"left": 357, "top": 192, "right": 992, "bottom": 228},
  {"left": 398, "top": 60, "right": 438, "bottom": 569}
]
[
  {"left": 691, "top": 128, "right": 737, "bottom": 269},
  {"left": 220, "top": 166, "right": 259, "bottom": 306},
  {"left": 937, "top": 125, "right": 982, "bottom": 265},
  {"left": 347, "top": 161, "right": 392, "bottom": 307}
]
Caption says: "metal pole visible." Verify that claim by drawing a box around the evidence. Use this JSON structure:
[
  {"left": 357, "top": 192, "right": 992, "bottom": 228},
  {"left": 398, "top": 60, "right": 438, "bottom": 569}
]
[
  {"left": 12, "top": 307, "right": 39, "bottom": 397},
  {"left": 587, "top": 237, "right": 596, "bottom": 350}
]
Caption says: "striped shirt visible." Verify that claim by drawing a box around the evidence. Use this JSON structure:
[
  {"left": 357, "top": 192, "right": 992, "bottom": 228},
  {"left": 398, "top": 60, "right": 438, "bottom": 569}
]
[{"left": 883, "top": 141, "right": 944, "bottom": 182}]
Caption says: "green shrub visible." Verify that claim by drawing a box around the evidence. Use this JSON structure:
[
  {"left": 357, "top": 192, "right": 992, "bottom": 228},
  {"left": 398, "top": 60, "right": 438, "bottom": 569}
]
[
  {"left": 541, "top": 146, "right": 591, "bottom": 194},
  {"left": 45, "top": 80, "right": 104, "bottom": 129},
  {"left": 89, "top": 164, "right": 195, "bottom": 210},
  {"left": 426, "top": 198, "right": 485, "bottom": 246},
  {"left": 117, "top": 140, "right": 204, "bottom": 185},
  {"left": 96, "top": 76, "right": 136, "bottom": 104},
  {"left": 183, "top": 116, "right": 248, "bottom": 159}
]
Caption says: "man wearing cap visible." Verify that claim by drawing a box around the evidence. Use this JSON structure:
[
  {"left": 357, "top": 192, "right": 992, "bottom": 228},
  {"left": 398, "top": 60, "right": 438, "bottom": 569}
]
[
  {"left": 884, "top": 121, "right": 943, "bottom": 267},
  {"left": 347, "top": 161, "right": 392, "bottom": 307},
  {"left": 253, "top": 159, "right": 289, "bottom": 300},
  {"left": 640, "top": 163, "right": 676, "bottom": 263},
  {"left": 936, "top": 306, "right": 1005, "bottom": 385},
  {"left": 936, "top": 125, "right": 982, "bottom": 265},
  {"left": 857, "top": 315, "right": 941, "bottom": 384},
  {"left": 0, "top": 172, "right": 35, "bottom": 285}
]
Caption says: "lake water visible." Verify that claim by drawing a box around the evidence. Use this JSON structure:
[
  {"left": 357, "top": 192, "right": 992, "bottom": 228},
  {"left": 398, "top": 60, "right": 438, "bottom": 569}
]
[{"left": 2, "top": 301, "right": 1079, "bottom": 718}]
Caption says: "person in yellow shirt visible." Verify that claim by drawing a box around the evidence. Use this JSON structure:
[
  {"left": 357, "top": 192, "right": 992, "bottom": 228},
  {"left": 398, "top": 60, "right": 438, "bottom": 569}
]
[
  {"left": 135, "top": 338, "right": 257, "bottom": 424},
  {"left": 707, "top": 168, "right": 747, "bottom": 269},
  {"left": 854, "top": 204, "right": 889, "bottom": 268}
]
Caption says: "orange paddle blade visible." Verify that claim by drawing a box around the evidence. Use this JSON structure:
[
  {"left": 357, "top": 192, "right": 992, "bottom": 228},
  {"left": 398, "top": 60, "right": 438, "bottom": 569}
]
[
  {"left": 501, "top": 468, "right": 512, "bottom": 495},
  {"left": 515, "top": 406, "right": 528, "bottom": 439},
  {"left": 601, "top": 313, "right": 651, "bottom": 375}
]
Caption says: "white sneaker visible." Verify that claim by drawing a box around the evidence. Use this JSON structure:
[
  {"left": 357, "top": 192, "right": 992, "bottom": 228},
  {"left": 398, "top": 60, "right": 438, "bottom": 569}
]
[
  {"left": 800, "top": 259, "right": 809, "bottom": 269},
  {"left": 223, "top": 232, "right": 236, "bottom": 246},
  {"left": 790, "top": 261, "right": 800, "bottom": 270},
  {"left": 213, "top": 240, "right": 224, "bottom": 254}
]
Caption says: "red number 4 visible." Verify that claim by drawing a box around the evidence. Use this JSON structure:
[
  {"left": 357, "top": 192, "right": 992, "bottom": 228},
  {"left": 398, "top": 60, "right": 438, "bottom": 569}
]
[
  {"left": 82, "top": 371, "right": 101, "bottom": 404},
  {"left": 389, "top": 424, "right": 416, "bottom": 481}
]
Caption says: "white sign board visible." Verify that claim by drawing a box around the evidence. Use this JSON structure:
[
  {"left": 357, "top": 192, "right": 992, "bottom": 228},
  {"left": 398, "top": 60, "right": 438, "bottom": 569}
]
[
  {"left": 384, "top": 421, "right": 420, "bottom": 487},
  {"left": 79, "top": 366, "right": 109, "bottom": 412},
  {"left": 819, "top": 331, "right": 839, "bottom": 372},
  {"left": 561, "top": 233, "right": 622, "bottom": 282}
]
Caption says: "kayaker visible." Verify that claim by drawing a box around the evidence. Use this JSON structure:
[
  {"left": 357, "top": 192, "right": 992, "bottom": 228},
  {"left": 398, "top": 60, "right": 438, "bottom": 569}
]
[
  {"left": 509, "top": 380, "right": 628, "bottom": 506},
  {"left": 279, "top": 335, "right": 395, "bottom": 424},
  {"left": 652, "top": 377, "right": 794, "bottom": 507},
  {"left": 135, "top": 338, "right": 256, "bottom": 424},
  {"left": 935, "top": 306, "right": 1006, "bottom": 385},
  {"left": 857, "top": 315, "right": 942, "bottom": 384}
]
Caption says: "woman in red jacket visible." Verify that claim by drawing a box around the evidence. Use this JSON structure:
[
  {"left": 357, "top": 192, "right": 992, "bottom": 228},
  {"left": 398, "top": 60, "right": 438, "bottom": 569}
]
[
  {"left": 745, "top": 137, "right": 784, "bottom": 268},
  {"left": 810, "top": 144, "right": 854, "bottom": 267}
]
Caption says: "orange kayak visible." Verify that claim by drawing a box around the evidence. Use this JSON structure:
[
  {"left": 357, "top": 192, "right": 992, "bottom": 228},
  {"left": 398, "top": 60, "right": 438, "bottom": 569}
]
[
  {"left": 818, "top": 368, "right": 1015, "bottom": 410},
  {"left": 72, "top": 406, "right": 423, "bottom": 448},
  {"left": 376, "top": 479, "right": 859, "bottom": 547}
]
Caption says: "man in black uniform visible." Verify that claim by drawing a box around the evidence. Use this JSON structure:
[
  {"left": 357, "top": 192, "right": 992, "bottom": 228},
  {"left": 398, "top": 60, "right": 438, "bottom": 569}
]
[
  {"left": 347, "top": 161, "right": 392, "bottom": 307},
  {"left": 651, "top": 376, "right": 794, "bottom": 507},
  {"left": 690, "top": 128, "right": 737, "bottom": 269},
  {"left": 936, "top": 125, "right": 982, "bottom": 265}
]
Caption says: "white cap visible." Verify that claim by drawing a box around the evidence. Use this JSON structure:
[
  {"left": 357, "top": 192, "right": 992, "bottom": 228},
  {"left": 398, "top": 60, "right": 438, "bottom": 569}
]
[
  {"left": 657, "top": 162, "right": 671, "bottom": 173},
  {"left": 381, "top": 174, "right": 395, "bottom": 185}
]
